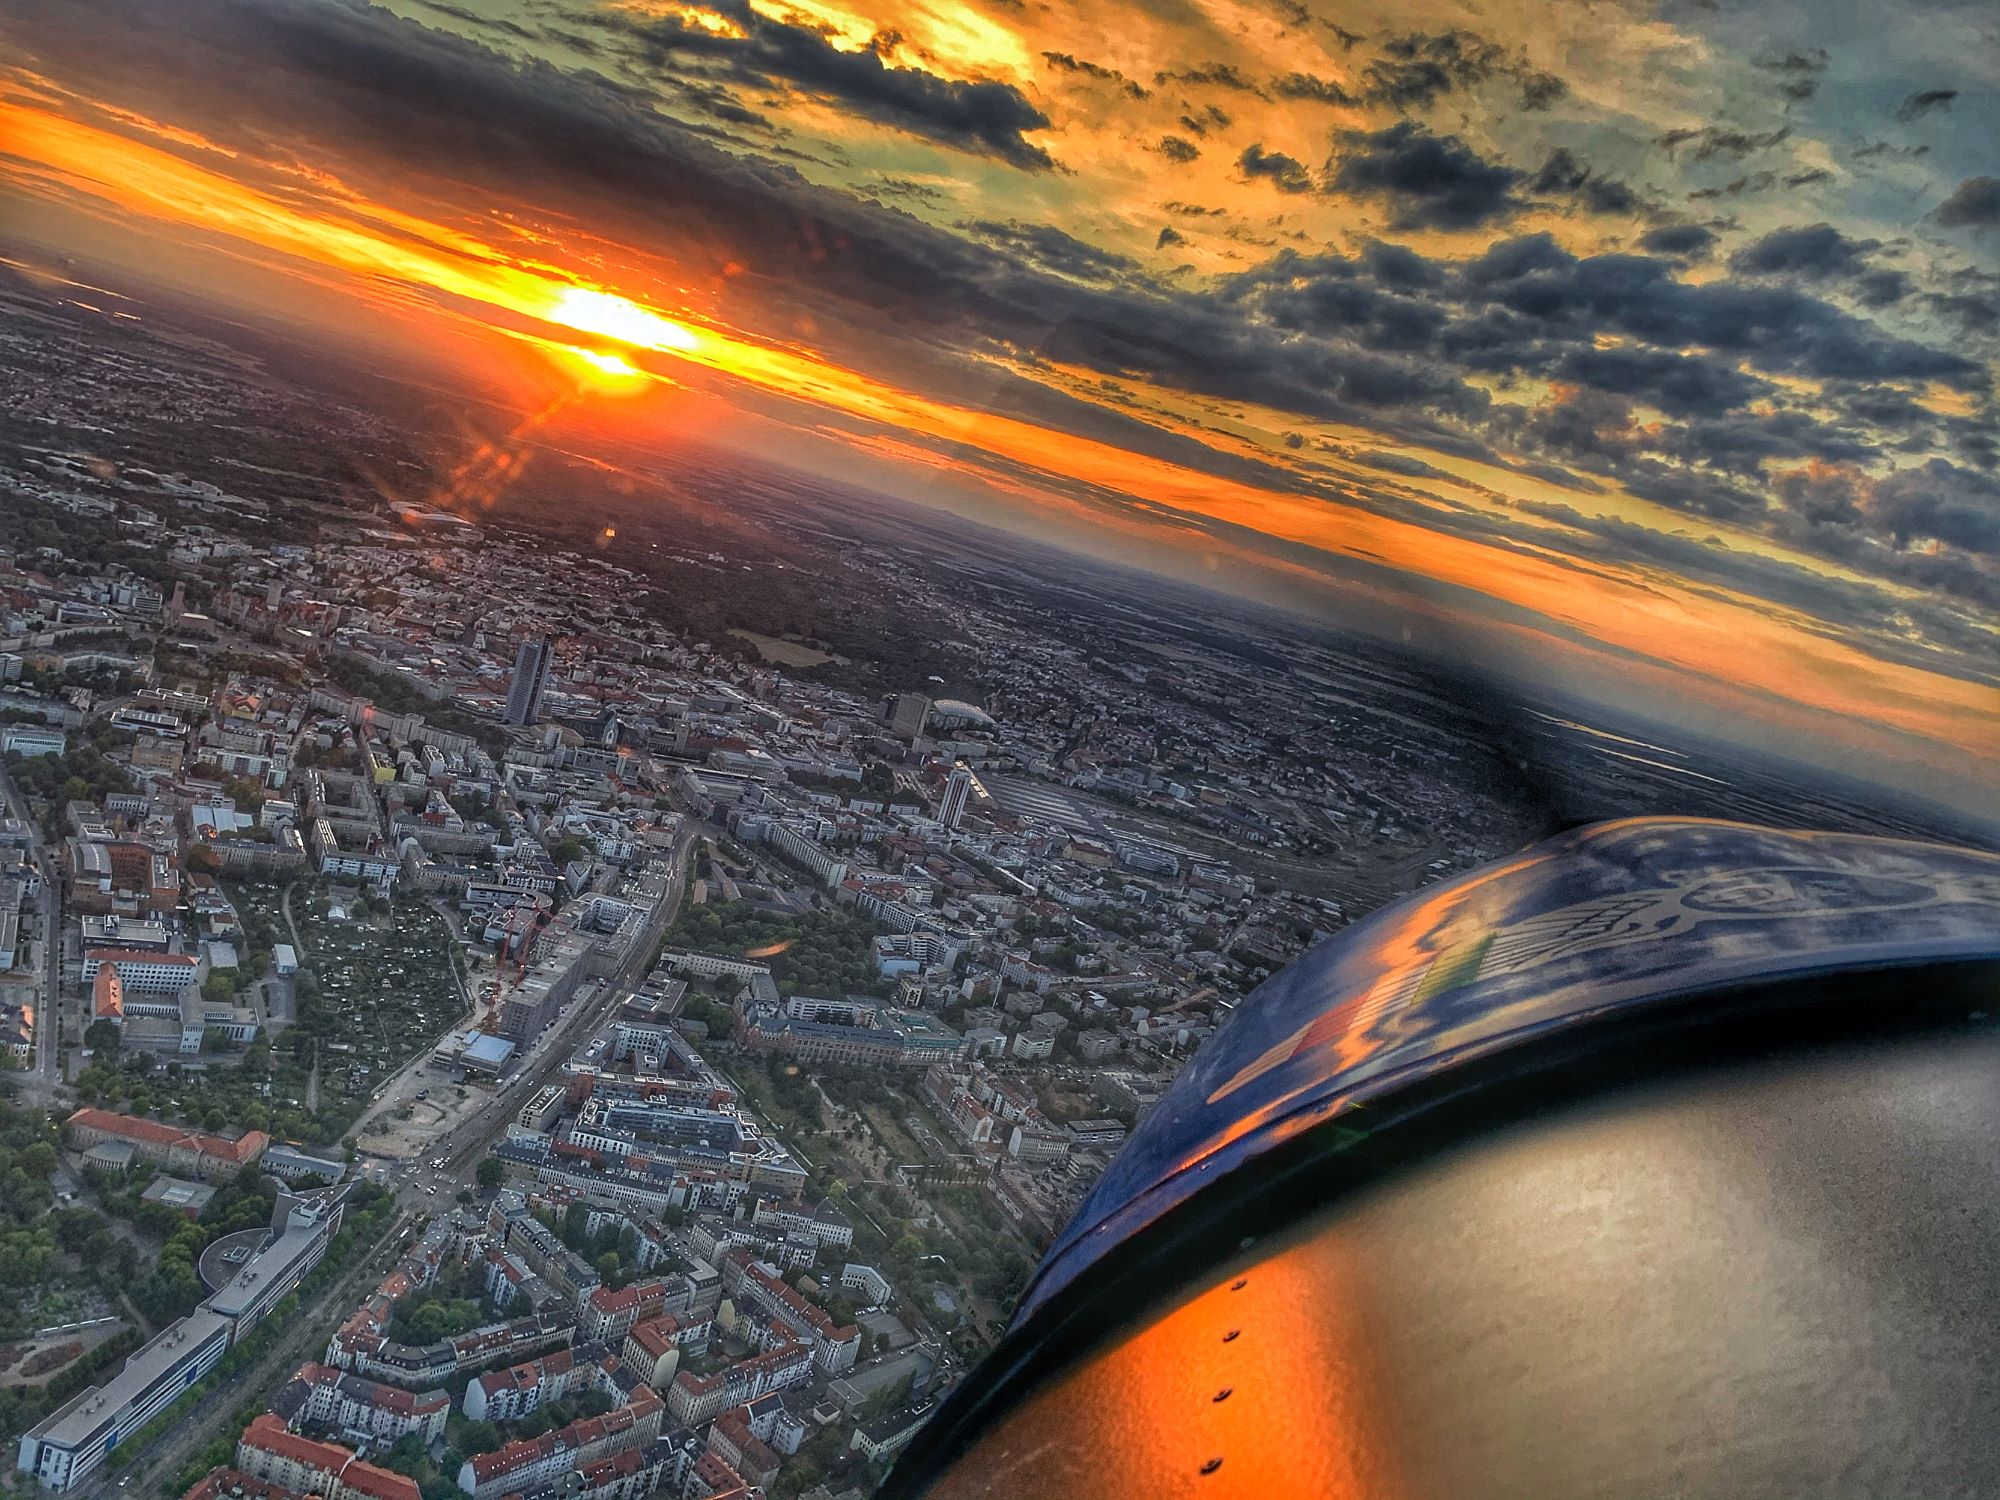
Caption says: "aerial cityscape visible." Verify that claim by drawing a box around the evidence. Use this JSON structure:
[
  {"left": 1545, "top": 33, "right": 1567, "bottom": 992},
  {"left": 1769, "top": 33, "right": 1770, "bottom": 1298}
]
[{"left": 0, "top": 0, "right": 1994, "bottom": 1496}]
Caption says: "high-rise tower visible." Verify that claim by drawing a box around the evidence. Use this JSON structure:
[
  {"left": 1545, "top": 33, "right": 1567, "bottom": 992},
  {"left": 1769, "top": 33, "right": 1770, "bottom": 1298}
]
[{"left": 504, "top": 634, "right": 554, "bottom": 726}]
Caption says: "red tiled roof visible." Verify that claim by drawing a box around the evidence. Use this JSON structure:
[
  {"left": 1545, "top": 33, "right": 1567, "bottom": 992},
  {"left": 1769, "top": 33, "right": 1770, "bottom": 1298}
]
[
  {"left": 181, "top": 1467, "right": 315, "bottom": 1500},
  {"left": 240, "top": 1415, "right": 351, "bottom": 1477},
  {"left": 93, "top": 968, "right": 124, "bottom": 1020},
  {"left": 338, "top": 1462, "right": 422, "bottom": 1500},
  {"left": 469, "top": 1433, "right": 563, "bottom": 1483},
  {"left": 586, "top": 1280, "right": 665, "bottom": 1315},
  {"left": 692, "top": 1452, "right": 746, "bottom": 1495},
  {"left": 478, "top": 1348, "right": 576, "bottom": 1395},
  {"left": 623, "top": 1315, "right": 680, "bottom": 1361},
  {"left": 68, "top": 1107, "right": 269, "bottom": 1163}
]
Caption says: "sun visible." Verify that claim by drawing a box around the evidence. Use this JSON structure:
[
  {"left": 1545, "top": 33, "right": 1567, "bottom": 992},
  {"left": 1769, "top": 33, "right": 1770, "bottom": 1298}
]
[
  {"left": 555, "top": 345, "right": 653, "bottom": 394},
  {"left": 547, "top": 285, "right": 701, "bottom": 353}
]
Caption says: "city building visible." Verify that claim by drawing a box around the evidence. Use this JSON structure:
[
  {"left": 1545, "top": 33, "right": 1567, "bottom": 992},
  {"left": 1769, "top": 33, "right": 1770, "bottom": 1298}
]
[
  {"left": 456, "top": 1389, "right": 663, "bottom": 1500},
  {"left": 938, "top": 765, "right": 973, "bottom": 830},
  {"left": 17, "top": 1311, "right": 233, "bottom": 1491},
  {"left": 271, "top": 1363, "right": 450, "bottom": 1446},
  {"left": 667, "top": 1341, "right": 811, "bottom": 1428},
  {"left": 79, "top": 949, "right": 199, "bottom": 996},
  {"left": 138, "top": 1175, "right": 215, "bottom": 1219},
  {"left": 850, "top": 1400, "right": 936, "bottom": 1463},
  {"left": 885, "top": 694, "right": 930, "bottom": 741},
  {"left": 461, "top": 1347, "right": 586, "bottom": 1425},
  {"left": 64, "top": 1108, "right": 269, "bottom": 1182},
  {"left": 234, "top": 1415, "right": 421, "bottom": 1500},
  {"left": 504, "top": 636, "right": 554, "bottom": 727},
  {"left": 206, "top": 1195, "right": 343, "bottom": 1336}
]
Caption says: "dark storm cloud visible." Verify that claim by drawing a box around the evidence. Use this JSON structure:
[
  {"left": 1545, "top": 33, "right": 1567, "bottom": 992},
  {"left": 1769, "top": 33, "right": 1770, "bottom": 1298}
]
[
  {"left": 1731, "top": 222, "right": 1880, "bottom": 279},
  {"left": 1508, "top": 458, "right": 1603, "bottom": 493},
  {"left": 1156, "top": 136, "right": 1202, "bottom": 163},
  {"left": 869, "top": 177, "right": 946, "bottom": 203},
  {"left": 1362, "top": 29, "right": 1502, "bottom": 110},
  {"left": 1157, "top": 63, "right": 1264, "bottom": 94},
  {"left": 1752, "top": 49, "right": 1829, "bottom": 102},
  {"left": 1927, "top": 291, "right": 2000, "bottom": 336},
  {"left": 1237, "top": 144, "right": 1314, "bottom": 194},
  {"left": 1895, "top": 88, "right": 1958, "bottom": 122},
  {"left": 1871, "top": 461, "right": 2000, "bottom": 552},
  {"left": 1688, "top": 173, "right": 1777, "bottom": 201},
  {"left": 1273, "top": 72, "right": 1357, "bottom": 105},
  {"left": 405, "top": 0, "right": 536, "bottom": 43},
  {"left": 1833, "top": 383, "right": 1930, "bottom": 429},
  {"left": 1530, "top": 148, "right": 1641, "bottom": 216},
  {"left": 1552, "top": 346, "right": 1771, "bottom": 417},
  {"left": 1849, "top": 269, "right": 1911, "bottom": 307},
  {"left": 1222, "top": 252, "right": 1448, "bottom": 349},
  {"left": 1156, "top": 225, "right": 1185, "bottom": 249},
  {"left": 1330, "top": 123, "right": 1525, "bottom": 230},
  {"left": 1655, "top": 125, "right": 1790, "bottom": 162},
  {"left": 1852, "top": 139, "right": 1929, "bottom": 162},
  {"left": 1357, "top": 28, "right": 1566, "bottom": 113},
  {"left": 1216, "top": 222, "right": 1984, "bottom": 531},
  {"left": 1358, "top": 451, "right": 1452, "bottom": 478},
  {"left": 1637, "top": 223, "right": 1717, "bottom": 260},
  {"left": 666, "top": 76, "right": 772, "bottom": 128},
  {"left": 1517, "top": 70, "right": 1567, "bottom": 111},
  {"left": 618, "top": 0, "right": 1058, "bottom": 169},
  {"left": 1943, "top": 414, "right": 2000, "bottom": 472},
  {"left": 1774, "top": 464, "right": 1864, "bottom": 524},
  {"left": 1934, "top": 176, "right": 2000, "bottom": 230},
  {"left": 1456, "top": 233, "right": 1975, "bottom": 387},
  {"left": 1041, "top": 52, "right": 1148, "bottom": 100},
  {"left": 966, "top": 221, "right": 1140, "bottom": 283}
]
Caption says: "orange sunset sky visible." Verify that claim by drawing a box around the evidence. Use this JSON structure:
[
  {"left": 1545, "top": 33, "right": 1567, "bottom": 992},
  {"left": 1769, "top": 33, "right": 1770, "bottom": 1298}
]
[{"left": 1, "top": 0, "right": 1996, "bottom": 818}]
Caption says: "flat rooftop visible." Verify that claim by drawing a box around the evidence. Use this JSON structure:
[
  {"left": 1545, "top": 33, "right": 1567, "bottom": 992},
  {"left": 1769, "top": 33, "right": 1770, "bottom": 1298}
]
[
  {"left": 206, "top": 1219, "right": 326, "bottom": 1320},
  {"left": 29, "top": 1309, "right": 233, "bottom": 1449}
]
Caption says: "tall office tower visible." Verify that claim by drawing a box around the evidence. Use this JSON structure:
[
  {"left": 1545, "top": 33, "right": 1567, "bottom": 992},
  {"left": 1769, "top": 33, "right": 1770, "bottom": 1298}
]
[
  {"left": 504, "top": 635, "right": 554, "bottom": 726},
  {"left": 887, "top": 692, "right": 932, "bottom": 741},
  {"left": 940, "top": 764, "right": 974, "bottom": 829}
]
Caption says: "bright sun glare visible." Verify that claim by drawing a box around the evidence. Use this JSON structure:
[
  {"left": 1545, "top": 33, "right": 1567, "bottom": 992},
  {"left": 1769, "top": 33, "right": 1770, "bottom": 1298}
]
[
  {"left": 547, "top": 285, "right": 701, "bottom": 353},
  {"left": 572, "top": 348, "right": 640, "bottom": 377}
]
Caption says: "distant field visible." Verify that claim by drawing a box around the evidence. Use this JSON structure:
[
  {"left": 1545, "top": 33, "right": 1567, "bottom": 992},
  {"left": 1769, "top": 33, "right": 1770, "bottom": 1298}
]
[{"left": 728, "top": 628, "right": 847, "bottom": 667}]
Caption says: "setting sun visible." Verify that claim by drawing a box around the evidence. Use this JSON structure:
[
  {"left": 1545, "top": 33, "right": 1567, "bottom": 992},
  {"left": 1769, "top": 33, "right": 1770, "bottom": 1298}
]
[{"left": 546, "top": 287, "right": 701, "bottom": 354}]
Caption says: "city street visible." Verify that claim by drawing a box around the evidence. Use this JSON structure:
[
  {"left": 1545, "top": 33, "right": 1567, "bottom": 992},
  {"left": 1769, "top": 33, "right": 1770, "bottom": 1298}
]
[
  {"left": 363, "top": 820, "right": 700, "bottom": 1217},
  {"left": 0, "top": 756, "right": 63, "bottom": 1094}
]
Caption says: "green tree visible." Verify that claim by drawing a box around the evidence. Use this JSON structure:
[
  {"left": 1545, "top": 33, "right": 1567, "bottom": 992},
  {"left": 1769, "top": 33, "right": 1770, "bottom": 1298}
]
[
  {"left": 458, "top": 1421, "right": 501, "bottom": 1455},
  {"left": 476, "top": 1158, "right": 505, "bottom": 1191}
]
